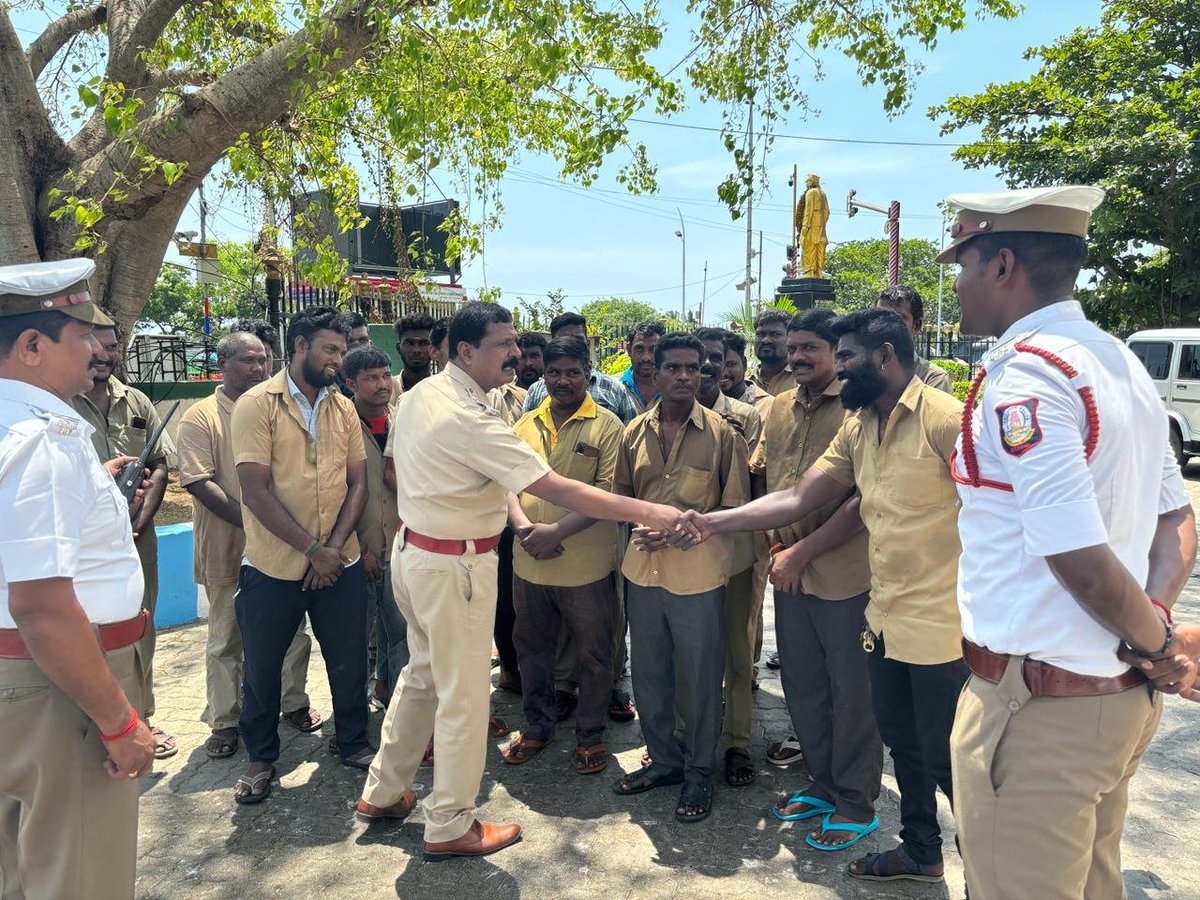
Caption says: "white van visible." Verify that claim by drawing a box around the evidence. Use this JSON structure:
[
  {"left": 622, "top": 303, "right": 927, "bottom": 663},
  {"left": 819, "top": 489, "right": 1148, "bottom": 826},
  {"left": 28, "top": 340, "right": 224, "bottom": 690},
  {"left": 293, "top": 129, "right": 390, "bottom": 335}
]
[{"left": 1126, "top": 327, "right": 1200, "bottom": 467}]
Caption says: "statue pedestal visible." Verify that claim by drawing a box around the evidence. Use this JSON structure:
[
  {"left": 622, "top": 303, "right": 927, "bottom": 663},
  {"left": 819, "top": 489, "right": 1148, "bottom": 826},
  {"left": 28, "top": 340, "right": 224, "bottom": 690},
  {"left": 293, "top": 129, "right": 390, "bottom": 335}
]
[{"left": 776, "top": 277, "right": 834, "bottom": 310}]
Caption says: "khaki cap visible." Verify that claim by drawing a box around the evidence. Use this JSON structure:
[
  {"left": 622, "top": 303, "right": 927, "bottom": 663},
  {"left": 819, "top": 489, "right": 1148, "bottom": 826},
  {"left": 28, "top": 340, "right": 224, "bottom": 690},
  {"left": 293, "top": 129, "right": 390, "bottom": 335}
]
[
  {"left": 936, "top": 185, "right": 1105, "bottom": 265},
  {"left": 0, "top": 258, "right": 113, "bottom": 326}
]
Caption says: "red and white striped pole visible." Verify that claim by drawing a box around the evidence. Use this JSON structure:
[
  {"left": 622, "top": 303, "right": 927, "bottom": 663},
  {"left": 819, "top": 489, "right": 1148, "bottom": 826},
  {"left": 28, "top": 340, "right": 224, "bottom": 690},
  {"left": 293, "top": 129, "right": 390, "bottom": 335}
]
[{"left": 887, "top": 200, "right": 901, "bottom": 287}]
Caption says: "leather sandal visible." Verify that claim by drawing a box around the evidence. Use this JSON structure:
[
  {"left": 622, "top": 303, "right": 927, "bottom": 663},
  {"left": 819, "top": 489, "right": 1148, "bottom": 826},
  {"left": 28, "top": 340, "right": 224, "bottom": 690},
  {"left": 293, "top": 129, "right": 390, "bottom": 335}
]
[
  {"left": 204, "top": 727, "right": 239, "bottom": 759},
  {"left": 233, "top": 765, "right": 275, "bottom": 805},
  {"left": 724, "top": 747, "right": 756, "bottom": 787},
  {"left": 573, "top": 743, "right": 607, "bottom": 775},
  {"left": 848, "top": 847, "right": 945, "bottom": 883},
  {"left": 501, "top": 733, "right": 549, "bottom": 765},
  {"left": 281, "top": 707, "right": 324, "bottom": 733}
]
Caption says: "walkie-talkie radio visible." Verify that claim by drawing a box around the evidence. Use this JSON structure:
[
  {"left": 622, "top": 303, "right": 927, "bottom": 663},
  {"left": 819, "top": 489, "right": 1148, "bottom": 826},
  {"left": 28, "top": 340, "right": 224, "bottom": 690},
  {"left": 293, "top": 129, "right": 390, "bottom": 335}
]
[{"left": 116, "top": 401, "right": 180, "bottom": 502}]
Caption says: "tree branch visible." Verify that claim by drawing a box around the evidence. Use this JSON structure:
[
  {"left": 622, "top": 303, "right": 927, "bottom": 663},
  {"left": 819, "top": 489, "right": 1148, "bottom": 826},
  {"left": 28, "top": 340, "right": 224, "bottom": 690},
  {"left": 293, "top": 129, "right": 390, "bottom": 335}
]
[
  {"left": 27, "top": 4, "right": 108, "bottom": 79},
  {"left": 109, "top": 0, "right": 193, "bottom": 86}
]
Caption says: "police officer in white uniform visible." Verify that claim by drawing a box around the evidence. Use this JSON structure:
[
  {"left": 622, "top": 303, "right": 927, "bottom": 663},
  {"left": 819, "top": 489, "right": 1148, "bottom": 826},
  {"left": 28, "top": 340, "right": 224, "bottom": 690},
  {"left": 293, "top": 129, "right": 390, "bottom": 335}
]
[
  {"left": 0, "top": 259, "right": 156, "bottom": 900},
  {"left": 946, "top": 186, "right": 1200, "bottom": 899}
]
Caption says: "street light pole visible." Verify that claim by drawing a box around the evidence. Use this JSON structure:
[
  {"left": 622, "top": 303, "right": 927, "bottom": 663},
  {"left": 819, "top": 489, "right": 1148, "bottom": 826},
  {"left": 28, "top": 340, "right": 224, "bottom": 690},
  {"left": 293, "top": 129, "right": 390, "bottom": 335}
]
[{"left": 675, "top": 207, "right": 686, "bottom": 321}]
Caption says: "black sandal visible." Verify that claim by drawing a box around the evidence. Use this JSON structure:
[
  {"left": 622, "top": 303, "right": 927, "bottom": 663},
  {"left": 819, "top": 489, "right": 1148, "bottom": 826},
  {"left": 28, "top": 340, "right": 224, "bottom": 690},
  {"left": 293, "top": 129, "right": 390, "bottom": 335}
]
[
  {"left": 205, "top": 728, "right": 239, "bottom": 759},
  {"left": 675, "top": 781, "right": 713, "bottom": 823},
  {"left": 848, "top": 847, "right": 945, "bottom": 883},
  {"left": 724, "top": 747, "right": 756, "bottom": 787},
  {"left": 612, "top": 765, "right": 684, "bottom": 796},
  {"left": 233, "top": 765, "right": 275, "bottom": 805}
]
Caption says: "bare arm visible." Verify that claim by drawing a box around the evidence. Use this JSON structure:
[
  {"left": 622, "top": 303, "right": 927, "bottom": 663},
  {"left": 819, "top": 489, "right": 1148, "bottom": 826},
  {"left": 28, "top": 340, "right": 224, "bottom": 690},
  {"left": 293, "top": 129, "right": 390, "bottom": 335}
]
[
  {"left": 506, "top": 491, "right": 533, "bottom": 531},
  {"left": 525, "top": 471, "right": 678, "bottom": 533},
  {"left": 130, "top": 458, "right": 167, "bottom": 534},
  {"left": 704, "top": 467, "right": 850, "bottom": 537},
  {"left": 326, "top": 458, "right": 368, "bottom": 553},
  {"left": 766, "top": 494, "right": 863, "bottom": 593},
  {"left": 185, "top": 478, "right": 242, "bottom": 527},
  {"left": 1144, "top": 504, "right": 1197, "bottom": 610}
]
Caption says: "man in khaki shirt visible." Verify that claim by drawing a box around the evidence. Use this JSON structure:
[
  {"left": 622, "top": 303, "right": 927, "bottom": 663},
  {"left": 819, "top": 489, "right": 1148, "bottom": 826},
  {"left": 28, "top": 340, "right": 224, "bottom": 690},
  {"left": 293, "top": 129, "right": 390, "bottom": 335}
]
[
  {"left": 611, "top": 333, "right": 750, "bottom": 824},
  {"left": 73, "top": 325, "right": 176, "bottom": 759},
  {"left": 358, "top": 302, "right": 681, "bottom": 860},
  {"left": 231, "top": 306, "right": 372, "bottom": 803},
  {"left": 390, "top": 313, "right": 435, "bottom": 401},
  {"left": 177, "top": 332, "right": 317, "bottom": 759},
  {"left": 877, "top": 285, "right": 953, "bottom": 393},
  {"left": 682, "top": 309, "right": 967, "bottom": 883},
  {"left": 501, "top": 335, "right": 624, "bottom": 775},
  {"left": 750, "top": 309, "right": 799, "bottom": 398}
]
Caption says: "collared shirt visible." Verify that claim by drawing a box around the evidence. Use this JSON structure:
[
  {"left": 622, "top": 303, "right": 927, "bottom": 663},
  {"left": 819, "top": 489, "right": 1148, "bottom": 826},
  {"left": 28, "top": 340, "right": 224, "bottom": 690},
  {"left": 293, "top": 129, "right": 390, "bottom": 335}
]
[
  {"left": 231, "top": 369, "right": 366, "bottom": 580},
  {"left": 916, "top": 356, "right": 954, "bottom": 394},
  {"left": 954, "top": 299, "right": 1189, "bottom": 677},
  {"left": 710, "top": 391, "right": 763, "bottom": 576},
  {"left": 750, "top": 379, "right": 871, "bottom": 601},
  {"left": 523, "top": 370, "right": 637, "bottom": 424},
  {"left": 392, "top": 365, "right": 551, "bottom": 539},
  {"left": 176, "top": 387, "right": 244, "bottom": 586},
  {"left": 619, "top": 366, "right": 656, "bottom": 413},
  {"left": 512, "top": 395, "right": 623, "bottom": 587},
  {"left": 0, "top": 380, "right": 142, "bottom": 627},
  {"left": 730, "top": 381, "right": 775, "bottom": 421},
  {"left": 814, "top": 376, "right": 964, "bottom": 664},
  {"left": 615, "top": 400, "right": 750, "bottom": 594},
  {"left": 356, "top": 405, "right": 399, "bottom": 559},
  {"left": 72, "top": 376, "right": 173, "bottom": 464},
  {"left": 487, "top": 380, "right": 528, "bottom": 427},
  {"left": 286, "top": 370, "right": 328, "bottom": 438},
  {"left": 750, "top": 365, "right": 798, "bottom": 398}
]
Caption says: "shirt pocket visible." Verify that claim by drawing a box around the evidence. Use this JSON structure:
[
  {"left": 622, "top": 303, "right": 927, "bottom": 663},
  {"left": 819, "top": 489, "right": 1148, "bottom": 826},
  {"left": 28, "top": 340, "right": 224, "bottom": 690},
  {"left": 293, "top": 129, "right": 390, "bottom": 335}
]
[
  {"left": 889, "top": 457, "right": 953, "bottom": 510},
  {"left": 676, "top": 464, "right": 713, "bottom": 510},
  {"left": 112, "top": 423, "right": 147, "bottom": 458},
  {"left": 562, "top": 448, "right": 600, "bottom": 486}
]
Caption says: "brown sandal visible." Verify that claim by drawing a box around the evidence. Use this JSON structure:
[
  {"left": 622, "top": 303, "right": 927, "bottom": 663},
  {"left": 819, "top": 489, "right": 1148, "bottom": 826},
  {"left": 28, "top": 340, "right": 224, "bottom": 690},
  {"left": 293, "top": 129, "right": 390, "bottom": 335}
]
[
  {"left": 501, "top": 733, "right": 548, "bottom": 765},
  {"left": 281, "top": 707, "right": 324, "bottom": 733},
  {"left": 573, "top": 743, "right": 608, "bottom": 775}
]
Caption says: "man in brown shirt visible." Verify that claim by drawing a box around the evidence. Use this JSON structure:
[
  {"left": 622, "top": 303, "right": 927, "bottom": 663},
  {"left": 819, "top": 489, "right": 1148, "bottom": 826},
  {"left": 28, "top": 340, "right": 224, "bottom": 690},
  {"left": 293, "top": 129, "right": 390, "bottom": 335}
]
[
  {"left": 231, "top": 306, "right": 372, "bottom": 803},
  {"left": 877, "top": 286, "right": 953, "bottom": 393},
  {"left": 611, "top": 332, "right": 750, "bottom": 824},
  {"left": 391, "top": 313, "right": 435, "bottom": 400},
  {"left": 177, "top": 332, "right": 317, "bottom": 759},
  {"left": 750, "top": 309, "right": 799, "bottom": 398},
  {"left": 682, "top": 309, "right": 967, "bottom": 883}
]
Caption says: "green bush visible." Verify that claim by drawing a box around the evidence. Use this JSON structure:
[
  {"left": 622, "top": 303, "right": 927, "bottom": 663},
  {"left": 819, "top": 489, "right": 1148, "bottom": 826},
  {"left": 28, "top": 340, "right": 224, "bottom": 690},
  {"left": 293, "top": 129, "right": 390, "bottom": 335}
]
[
  {"left": 937, "top": 359, "right": 970, "bottom": 382},
  {"left": 601, "top": 351, "right": 630, "bottom": 377},
  {"left": 952, "top": 379, "right": 972, "bottom": 402}
]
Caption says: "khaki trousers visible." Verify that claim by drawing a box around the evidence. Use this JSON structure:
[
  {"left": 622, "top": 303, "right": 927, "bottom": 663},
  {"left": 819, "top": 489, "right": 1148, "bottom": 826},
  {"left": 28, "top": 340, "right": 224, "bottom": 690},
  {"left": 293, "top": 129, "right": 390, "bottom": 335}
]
[
  {"left": 0, "top": 646, "right": 142, "bottom": 900},
  {"left": 952, "top": 656, "right": 1162, "bottom": 900},
  {"left": 362, "top": 535, "right": 498, "bottom": 843},
  {"left": 721, "top": 565, "right": 761, "bottom": 749},
  {"left": 135, "top": 528, "right": 158, "bottom": 718},
  {"left": 751, "top": 550, "right": 768, "bottom": 663},
  {"left": 201, "top": 582, "right": 313, "bottom": 731}
]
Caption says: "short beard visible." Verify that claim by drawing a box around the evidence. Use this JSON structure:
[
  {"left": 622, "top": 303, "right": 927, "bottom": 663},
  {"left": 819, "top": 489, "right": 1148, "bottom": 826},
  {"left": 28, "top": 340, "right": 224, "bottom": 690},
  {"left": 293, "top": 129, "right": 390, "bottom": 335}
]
[
  {"left": 839, "top": 363, "right": 887, "bottom": 411},
  {"left": 303, "top": 356, "right": 337, "bottom": 388}
]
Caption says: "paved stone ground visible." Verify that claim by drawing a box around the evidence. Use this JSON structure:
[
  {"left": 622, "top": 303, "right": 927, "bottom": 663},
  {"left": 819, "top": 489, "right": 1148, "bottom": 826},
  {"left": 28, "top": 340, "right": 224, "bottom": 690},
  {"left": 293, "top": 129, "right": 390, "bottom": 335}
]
[{"left": 136, "top": 479, "right": 1200, "bottom": 899}]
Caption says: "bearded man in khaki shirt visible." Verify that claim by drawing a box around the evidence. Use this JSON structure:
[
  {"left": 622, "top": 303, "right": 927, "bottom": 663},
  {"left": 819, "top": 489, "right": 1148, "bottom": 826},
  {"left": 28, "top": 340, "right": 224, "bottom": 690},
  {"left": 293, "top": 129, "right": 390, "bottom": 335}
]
[{"left": 681, "top": 309, "right": 968, "bottom": 885}]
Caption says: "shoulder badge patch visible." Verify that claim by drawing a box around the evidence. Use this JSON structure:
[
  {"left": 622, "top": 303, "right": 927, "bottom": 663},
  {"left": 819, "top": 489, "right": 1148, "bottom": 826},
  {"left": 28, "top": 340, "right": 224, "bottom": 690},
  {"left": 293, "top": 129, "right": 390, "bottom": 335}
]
[{"left": 996, "top": 398, "right": 1042, "bottom": 456}]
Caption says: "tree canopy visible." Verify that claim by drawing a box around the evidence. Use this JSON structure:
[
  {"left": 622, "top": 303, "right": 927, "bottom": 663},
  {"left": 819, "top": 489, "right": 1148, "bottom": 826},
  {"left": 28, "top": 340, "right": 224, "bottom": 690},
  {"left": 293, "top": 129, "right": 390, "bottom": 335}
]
[
  {"left": 3, "top": 0, "right": 1018, "bottom": 332},
  {"left": 141, "top": 241, "right": 267, "bottom": 336},
  {"left": 931, "top": 0, "right": 1200, "bottom": 332},
  {"left": 825, "top": 237, "right": 950, "bottom": 320}
]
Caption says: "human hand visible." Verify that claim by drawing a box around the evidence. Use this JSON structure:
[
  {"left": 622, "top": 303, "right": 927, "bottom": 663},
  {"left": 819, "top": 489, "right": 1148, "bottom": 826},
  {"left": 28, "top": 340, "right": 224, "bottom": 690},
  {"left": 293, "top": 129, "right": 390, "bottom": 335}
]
[
  {"left": 520, "top": 523, "right": 564, "bottom": 560},
  {"left": 767, "top": 541, "right": 812, "bottom": 595},
  {"left": 632, "top": 525, "right": 672, "bottom": 553},
  {"left": 103, "top": 717, "right": 155, "bottom": 780},
  {"left": 675, "top": 509, "right": 714, "bottom": 548},
  {"left": 640, "top": 502, "right": 683, "bottom": 536},
  {"left": 1119, "top": 623, "right": 1200, "bottom": 700},
  {"left": 362, "top": 549, "right": 385, "bottom": 584},
  {"left": 102, "top": 455, "right": 139, "bottom": 481},
  {"left": 303, "top": 546, "right": 345, "bottom": 590}
]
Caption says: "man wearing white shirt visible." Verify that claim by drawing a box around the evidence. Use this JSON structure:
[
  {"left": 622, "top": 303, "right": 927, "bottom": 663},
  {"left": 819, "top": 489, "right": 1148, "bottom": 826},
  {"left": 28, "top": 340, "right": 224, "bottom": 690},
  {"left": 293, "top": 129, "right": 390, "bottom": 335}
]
[
  {"left": 0, "top": 259, "right": 156, "bottom": 900},
  {"left": 946, "top": 186, "right": 1200, "bottom": 899}
]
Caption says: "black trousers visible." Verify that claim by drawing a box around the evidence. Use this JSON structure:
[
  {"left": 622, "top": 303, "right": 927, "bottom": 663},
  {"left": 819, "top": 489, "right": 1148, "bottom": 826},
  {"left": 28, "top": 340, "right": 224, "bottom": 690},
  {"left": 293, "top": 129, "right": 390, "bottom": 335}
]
[
  {"left": 867, "top": 634, "right": 969, "bottom": 865},
  {"left": 236, "top": 562, "right": 370, "bottom": 763},
  {"left": 493, "top": 527, "right": 519, "bottom": 676}
]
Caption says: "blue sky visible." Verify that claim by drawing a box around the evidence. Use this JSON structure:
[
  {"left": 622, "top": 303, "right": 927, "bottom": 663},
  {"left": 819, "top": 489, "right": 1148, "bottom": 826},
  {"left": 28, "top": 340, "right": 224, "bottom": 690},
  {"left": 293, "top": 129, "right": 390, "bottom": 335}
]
[{"left": 12, "top": 1, "right": 1105, "bottom": 324}]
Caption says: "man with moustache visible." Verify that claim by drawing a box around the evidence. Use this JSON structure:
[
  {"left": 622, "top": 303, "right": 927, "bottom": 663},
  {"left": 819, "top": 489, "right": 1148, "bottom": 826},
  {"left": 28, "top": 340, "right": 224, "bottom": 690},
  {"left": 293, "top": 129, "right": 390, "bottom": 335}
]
[
  {"left": 695, "top": 327, "right": 763, "bottom": 787},
  {"left": 721, "top": 331, "right": 772, "bottom": 415},
  {"left": 177, "top": 332, "right": 319, "bottom": 759},
  {"left": 877, "top": 286, "right": 953, "bottom": 393},
  {"left": 230, "top": 306, "right": 373, "bottom": 803},
  {"left": 620, "top": 320, "right": 666, "bottom": 413},
  {"left": 750, "top": 310, "right": 798, "bottom": 398},
  {"left": 516, "top": 331, "right": 547, "bottom": 390},
  {"left": 358, "top": 303, "right": 682, "bottom": 859},
  {"left": 611, "top": 332, "right": 750, "bottom": 824},
  {"left": 679, "top": 309, "right": 968, "bottom": 883},
  {"left": 522, "top": 312, "right": 637, "bottom": 423},
  {"left": 0, "top": 260, "right": 156, "bottom": 899},
  {"left": 391, "top": 313, "right": 436, "bottom": 400},
  {"left": 73, "top": 323, "right": 176, "bottom": 759}
]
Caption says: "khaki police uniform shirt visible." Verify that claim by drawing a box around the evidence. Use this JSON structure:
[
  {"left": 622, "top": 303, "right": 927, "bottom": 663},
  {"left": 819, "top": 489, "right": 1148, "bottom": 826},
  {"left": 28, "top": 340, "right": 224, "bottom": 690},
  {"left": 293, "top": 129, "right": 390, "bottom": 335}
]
[
  {"left": 813, "top": 376, "right": 964, "bottom": 664},
  {"left": 749, "top": 379, "right": 871, "bottom": 601},
  {"left": 356, "top": 405, "right": 399, "bottom": 559},
  {"left": 916, "top": 356, "right": 954, "bottom": 394},
  {"left": 176, "top": 387, "right": 244, "bottom": 586},
  {"left": 231, "top": 369, "right": 366, "bottom": 581},
  {"left": 72, "top": 376, "right": 173, "bottom": 465},
  {"left": 751, "top": 366, "right": 798, "bottom": 398},
  {"left": 391, "top": 365, "right": 551, "bottom": 539},
  {"left": 711, "top": 391, "right": 762, "bottom": 575},
  {"left": 511, "top": 394, "right": 622, "bottom": 587},
  {"left": 488, "top": 380, "right": 528, "bottom": 427},
  {"left": 615, "top": 400, "right": 750, "bottom": 594}
]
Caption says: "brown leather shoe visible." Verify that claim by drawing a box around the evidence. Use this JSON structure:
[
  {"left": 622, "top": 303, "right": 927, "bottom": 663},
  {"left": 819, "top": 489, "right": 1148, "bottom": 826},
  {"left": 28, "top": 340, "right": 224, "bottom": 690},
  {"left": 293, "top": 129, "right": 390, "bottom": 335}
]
[
  {"left": 423, "top": 820, "right": 522, "bottom": 861},
  {"left": 355, "top": 791, "right": 417, "bottom": 824}
]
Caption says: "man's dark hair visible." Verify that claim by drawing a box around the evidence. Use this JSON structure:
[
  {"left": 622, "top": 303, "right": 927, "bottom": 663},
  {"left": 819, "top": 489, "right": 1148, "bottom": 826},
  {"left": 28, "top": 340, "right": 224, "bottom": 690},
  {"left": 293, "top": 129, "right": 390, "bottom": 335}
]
[
  {"left": 723, "top": 330, "right": 747, "bottom": 360},
  {"left": 395, "top": 313, "right": 437, "bottom": 340},
  {"left": 338, "top": 310, "right": 368, "bottom": 331},
  {"left": 627, "top": 320, "right": 666, "bottom": 345},
  {"left": 969, "top": 232, "right": 1088, "bottom": 296},
  {"left": 831, "top": 308, "right": 915, "bottom": 370},
  {"left": 516, "top": 331, "right": 548, "bottom": 352},
  {"left": 0, "top": 311, "right": 72, "bottom": 360},
  {"left": 430, "top": 317, "right": 450, "bottom": 348},
  {"left": 754, "top": 309, "right": 792, "bottom": 331},
  {"left": 342, "top": 345, "right": 392, "bottom": 381},
  {"left": 285, "top": 305, "right": 349, "bottom": 356},
  {"left": 788, "top": 308, "right": 838, "bottom": 345},
  {"left": 549, "top": 311, "right": 587, "bottom": 337},
  {"left": 448, "top": 302, "right": 513, "bottom": 360},
  {"left": 654, "top": 331, "right": 704, "bottom": 368},
  {"left": 542, "top": 334, "right": 591, "bottom": 370},
  {"left": 878, "top": 285, "right": 925, "bottom": 326},
  {"left": 232, "top": 318, "right": 278, "bottom": 351},
  {"left": 694, "top": 327, "right": 729, "bottom": 350}
]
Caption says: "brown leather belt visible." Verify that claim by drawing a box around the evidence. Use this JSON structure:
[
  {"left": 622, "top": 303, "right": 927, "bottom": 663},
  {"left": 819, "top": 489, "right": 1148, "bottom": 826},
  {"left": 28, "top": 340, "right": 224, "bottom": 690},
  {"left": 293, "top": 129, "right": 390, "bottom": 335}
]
[
  {"left": 0, "top": 610, "right": 149, "bottom": 660},
  {"left": 400, "top": 525, "right": 502, "bottom": 556},
  {"left": 963, "top": 639, "right": 1146, "bottom": 698}
]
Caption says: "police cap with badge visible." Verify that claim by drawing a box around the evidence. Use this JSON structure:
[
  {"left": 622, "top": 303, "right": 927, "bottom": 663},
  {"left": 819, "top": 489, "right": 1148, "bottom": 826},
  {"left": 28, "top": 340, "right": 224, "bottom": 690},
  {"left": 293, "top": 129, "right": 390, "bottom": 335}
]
[
  {"left": 935, "top": 185, "right": 1105, "bottom": 265},
  {"left": 0, "top": 258, "right": 113, "bottom": 325}
]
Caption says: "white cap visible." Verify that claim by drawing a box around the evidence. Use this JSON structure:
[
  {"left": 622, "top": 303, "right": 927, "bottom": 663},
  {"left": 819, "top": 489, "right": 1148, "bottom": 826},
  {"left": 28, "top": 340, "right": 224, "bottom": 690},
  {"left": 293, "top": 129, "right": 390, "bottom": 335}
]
[{"left": 0, "top": 258, "right": 113, "bottom": 325}]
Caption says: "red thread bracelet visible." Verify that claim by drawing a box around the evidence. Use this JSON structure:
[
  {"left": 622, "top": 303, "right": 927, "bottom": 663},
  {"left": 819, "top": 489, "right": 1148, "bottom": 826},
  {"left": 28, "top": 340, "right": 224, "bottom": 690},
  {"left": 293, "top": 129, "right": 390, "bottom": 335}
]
[
  {"left": 100, "top": 708, "right": 138, "bottom": 743},
  {"left": 1149, "top": 598, "right": 1174, "bottom": 624}
]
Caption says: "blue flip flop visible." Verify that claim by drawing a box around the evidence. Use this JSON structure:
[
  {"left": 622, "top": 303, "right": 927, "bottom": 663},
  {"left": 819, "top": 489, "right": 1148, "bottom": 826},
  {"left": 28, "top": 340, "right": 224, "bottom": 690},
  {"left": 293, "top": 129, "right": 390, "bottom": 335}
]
[
  {"left": 804, "top": 813, "right": 880, "bottom": 851},
  {"left": 771, "top": 793, "right": 836, "bottom": 822}
]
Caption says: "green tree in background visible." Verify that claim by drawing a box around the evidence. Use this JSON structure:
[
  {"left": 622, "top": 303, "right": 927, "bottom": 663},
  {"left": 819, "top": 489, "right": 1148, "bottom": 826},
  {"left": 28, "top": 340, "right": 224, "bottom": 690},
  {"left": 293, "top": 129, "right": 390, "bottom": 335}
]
[
  {"left": 825, "top": 237, "right": 951, "bottom": 321},
  {"left": 141, "top": 241, "right": 267, "bottom": 337}
]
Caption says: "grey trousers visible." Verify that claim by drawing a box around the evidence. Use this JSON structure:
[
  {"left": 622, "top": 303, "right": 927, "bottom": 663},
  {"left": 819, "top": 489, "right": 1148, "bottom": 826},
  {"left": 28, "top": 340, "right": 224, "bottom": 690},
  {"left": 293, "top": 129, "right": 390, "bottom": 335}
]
[
  {"left": 776, "top": 589, "right": 882, "bottom": 821},
  {"left": 626, "top": 583, "right": 724, "bottom": 785}
]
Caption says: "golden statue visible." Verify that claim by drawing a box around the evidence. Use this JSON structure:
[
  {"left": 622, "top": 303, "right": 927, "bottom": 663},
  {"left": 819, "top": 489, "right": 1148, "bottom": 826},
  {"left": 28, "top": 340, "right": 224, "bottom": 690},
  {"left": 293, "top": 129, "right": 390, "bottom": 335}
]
[{"left": 797, "top": 173, "right": 830, "bottom": 278}]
